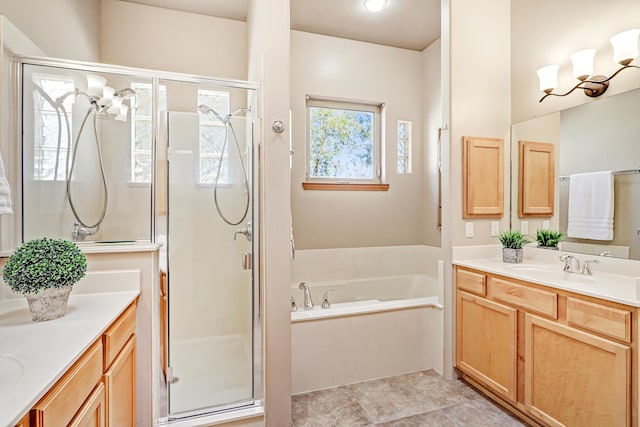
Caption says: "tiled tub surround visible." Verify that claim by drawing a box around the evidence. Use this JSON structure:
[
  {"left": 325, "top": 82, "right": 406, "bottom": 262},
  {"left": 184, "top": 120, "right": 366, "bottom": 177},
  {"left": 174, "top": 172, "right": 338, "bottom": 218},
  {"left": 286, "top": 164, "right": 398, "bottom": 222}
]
[
  {"left": 292, "top": 370, "right": 525, "bottom": 426},
  {"left": 291, "top": 246, "right": 445, "bottom": 395}
]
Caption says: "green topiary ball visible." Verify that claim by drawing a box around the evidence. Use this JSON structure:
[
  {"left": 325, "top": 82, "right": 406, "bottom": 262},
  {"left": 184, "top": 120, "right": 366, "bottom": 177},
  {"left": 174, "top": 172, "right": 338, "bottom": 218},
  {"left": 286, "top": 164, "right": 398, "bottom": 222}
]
[{"left": 2, "top": 238, "right": 87, "bottom": 294}]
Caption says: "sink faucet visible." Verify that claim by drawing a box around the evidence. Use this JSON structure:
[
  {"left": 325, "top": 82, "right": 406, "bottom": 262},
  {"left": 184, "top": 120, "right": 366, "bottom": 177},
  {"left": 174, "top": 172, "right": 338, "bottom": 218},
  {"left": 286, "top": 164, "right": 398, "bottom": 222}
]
[
  {"left": 581, "top": 259, "right": 599, "bottom": 275},
  {"left": 299, "top": 282, "right": 314, "bottom": 310},
  {"left": 559, "top": 254, "right": 581, "bottom": 274}
]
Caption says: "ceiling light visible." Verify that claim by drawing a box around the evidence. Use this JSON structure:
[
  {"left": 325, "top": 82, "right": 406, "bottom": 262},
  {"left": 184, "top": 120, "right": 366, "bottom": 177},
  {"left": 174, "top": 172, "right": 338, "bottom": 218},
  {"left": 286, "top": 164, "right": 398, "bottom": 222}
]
[{"left": 363, "top": 0, "right": 387, "bottom": 13}]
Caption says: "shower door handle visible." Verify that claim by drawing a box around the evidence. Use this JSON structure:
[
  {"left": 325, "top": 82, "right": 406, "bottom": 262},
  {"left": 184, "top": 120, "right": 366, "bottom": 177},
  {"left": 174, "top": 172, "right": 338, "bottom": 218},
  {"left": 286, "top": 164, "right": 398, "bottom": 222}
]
[{"left": 242, "top": 253, "right": 252, "bottom": 270}]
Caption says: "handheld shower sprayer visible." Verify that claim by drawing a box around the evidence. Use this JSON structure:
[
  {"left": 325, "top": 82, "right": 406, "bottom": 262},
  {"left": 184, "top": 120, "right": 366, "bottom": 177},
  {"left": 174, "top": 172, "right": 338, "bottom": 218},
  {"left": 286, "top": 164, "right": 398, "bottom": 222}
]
[{"left": 197, "top": 103, "right": 252, "bottom": 226}]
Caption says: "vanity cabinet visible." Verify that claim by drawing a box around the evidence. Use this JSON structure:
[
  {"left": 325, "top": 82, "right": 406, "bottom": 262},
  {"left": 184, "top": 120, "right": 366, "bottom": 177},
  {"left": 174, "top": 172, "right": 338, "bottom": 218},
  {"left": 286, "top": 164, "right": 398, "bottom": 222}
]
[
  {"left": 23, "top": 301, "right": 137, "bottom": 427},
  {"left": 455, "top": 266, "right": 635, "bottom": 427}
]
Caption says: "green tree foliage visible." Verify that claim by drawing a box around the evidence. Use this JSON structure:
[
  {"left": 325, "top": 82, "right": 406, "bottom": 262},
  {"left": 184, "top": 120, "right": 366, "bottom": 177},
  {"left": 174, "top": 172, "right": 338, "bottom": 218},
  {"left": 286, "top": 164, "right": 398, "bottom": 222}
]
[{"left": 309, "top": 107, "right": 374, "bottom": 179}]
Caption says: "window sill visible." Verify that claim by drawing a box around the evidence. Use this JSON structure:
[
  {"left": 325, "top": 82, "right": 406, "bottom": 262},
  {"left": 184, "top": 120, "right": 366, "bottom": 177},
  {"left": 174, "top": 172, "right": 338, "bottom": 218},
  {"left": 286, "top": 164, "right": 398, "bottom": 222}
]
[{"left": 302, "top": 182, "right": 389, "bottom": 191}]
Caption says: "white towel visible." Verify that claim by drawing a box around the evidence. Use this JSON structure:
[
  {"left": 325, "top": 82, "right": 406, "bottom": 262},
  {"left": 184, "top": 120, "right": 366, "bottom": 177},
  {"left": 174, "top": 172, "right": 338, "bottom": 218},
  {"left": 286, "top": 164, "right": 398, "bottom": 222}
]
[
  {"left": 567, "top": 171, "right": 614, "bottom": 240},
  {"left": 0, "top": 148, "right": 12, "bottom": 215}
]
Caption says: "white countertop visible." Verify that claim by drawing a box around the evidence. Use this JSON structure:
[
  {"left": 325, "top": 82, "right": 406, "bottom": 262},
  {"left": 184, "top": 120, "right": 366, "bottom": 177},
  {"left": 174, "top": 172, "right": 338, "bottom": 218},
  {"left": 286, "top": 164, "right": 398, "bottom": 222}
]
[
  {"left": 454, "top": 257, "right": 640, "bottom": 307},
  {"left": 0, "top": 290, "right": 140, "bottom": 426}
]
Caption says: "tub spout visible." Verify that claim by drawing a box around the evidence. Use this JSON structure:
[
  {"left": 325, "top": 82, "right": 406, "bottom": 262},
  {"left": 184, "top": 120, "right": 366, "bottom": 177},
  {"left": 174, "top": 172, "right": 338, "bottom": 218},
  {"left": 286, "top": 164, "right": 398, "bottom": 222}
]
[{"left": 299, "top": 282, "right": 314, "bottom": 310}]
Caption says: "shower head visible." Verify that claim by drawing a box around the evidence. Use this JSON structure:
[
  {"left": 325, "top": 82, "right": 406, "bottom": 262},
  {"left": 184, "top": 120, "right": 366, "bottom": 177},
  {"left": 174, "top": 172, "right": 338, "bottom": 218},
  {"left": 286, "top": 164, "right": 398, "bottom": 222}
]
[{"left": 197, "top": 104, "right": 228, "bottom": 124}]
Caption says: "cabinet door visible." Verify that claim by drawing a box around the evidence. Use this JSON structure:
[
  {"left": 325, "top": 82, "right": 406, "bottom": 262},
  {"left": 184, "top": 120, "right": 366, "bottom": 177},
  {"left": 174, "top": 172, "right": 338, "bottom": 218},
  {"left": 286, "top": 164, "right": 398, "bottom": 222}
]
[
  {"left": 462, "top": 136, "right": 504, "bottom": 218},
  {"left": 104, "top": 335, "right": 136, "bottom": 427},
  {"left": 456, "top": 291, "right": 517, "bottom": 402},
  {"left": 518, "top": 140, "right": 554, "bottom": 217},
  {"left": 69, "top": 382, "right": 106, "bottom": 427},
  {"left": 524, "top": 314, "right": 630, "bottom": 427}
]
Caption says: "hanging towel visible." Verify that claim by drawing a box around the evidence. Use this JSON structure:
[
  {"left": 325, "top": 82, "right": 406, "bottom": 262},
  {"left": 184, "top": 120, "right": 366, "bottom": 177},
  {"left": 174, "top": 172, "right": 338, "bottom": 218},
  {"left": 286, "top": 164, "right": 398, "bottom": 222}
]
[
  {"left": 0, "top": 148, "right": 12, "bottom": 215},
  {"left": 567, "top": 171, "right": 614, "bottom": 240}
]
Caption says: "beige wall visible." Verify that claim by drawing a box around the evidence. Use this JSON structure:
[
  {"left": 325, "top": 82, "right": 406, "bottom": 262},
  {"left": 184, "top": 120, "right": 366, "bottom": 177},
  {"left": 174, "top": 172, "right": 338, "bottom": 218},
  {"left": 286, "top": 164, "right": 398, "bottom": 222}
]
[
  {"left": 101, "top": 0, "right": 247, "bottom": 78},
  {"left": 449, "top": 0, "right": 511, "bottom": 247},
  {"left": 422, "top": 39, "right": 442, "bottom": 247},
  {"left": 247, "top": 0, "right": 292, "bottom": 425},
  {"left": 511, "top": 0, "right": 640, "bottom": 124},
  {"left": 0, "top": 0, "right": 101, "bottom": 61},
  {"left": 290, "top": 30, "right": 431, "bottom": 249}
]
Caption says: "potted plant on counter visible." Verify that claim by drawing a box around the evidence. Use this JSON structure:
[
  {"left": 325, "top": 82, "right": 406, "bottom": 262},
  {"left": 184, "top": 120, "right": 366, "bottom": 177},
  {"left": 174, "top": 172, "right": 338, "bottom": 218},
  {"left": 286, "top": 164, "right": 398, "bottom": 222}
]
[
  {"left": 535, "top": 229, "right": 564, "bottom": 250},
  {"left": 497, "top": 230, "right": 532, "bottom": 263},
  {"left": 2, "top": 237, "right": 87, "bottom": 321}
]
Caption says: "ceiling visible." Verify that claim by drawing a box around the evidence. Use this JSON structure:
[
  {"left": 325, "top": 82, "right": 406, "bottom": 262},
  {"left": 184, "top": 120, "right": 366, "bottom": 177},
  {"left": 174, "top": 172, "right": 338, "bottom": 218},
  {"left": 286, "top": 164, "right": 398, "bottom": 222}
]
[{"left": 120, "top": 0, "right": 441, "bottom": 51}]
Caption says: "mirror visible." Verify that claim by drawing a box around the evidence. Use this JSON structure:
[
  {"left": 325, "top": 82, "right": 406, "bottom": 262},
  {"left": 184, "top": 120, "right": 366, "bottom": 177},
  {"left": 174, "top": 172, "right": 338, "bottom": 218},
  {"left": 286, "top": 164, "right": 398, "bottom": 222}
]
[
  {"left": 289, "top": 0, "right": 442, "bottom": 250},
  {"left": 511, "top": 88, "right": 640, "bottom": 259}
]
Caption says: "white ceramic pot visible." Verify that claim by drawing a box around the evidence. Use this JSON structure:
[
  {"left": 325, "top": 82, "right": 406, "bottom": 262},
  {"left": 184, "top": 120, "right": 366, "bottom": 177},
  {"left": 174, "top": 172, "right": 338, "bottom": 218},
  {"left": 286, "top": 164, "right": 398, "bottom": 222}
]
[{"left": 24, "top": 285, "right": 72, "bottom": 322}]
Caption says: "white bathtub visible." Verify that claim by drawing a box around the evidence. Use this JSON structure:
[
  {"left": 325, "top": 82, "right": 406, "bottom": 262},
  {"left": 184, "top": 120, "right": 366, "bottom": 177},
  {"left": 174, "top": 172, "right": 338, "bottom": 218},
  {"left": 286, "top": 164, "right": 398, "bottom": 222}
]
[
  {"left": 291, "top": 274, "right": 443, "bottom": 321},
  {"left": 291, "top": 272, "right": 444, "bottom": 394}
]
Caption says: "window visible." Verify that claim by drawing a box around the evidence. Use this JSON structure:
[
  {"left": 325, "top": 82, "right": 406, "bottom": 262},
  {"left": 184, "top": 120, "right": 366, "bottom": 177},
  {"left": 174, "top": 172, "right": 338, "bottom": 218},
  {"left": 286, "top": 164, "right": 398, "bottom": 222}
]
[
  {"left": 32, "top": 75, "right": 75, "bottom": 181},
  {"left": 397, "top": 120, "right": 412, "bottom": 174},
  {"left": 306, "top": 97, "right": 382, "bottom": 184},
  {"left": 130, "top": 82, "right": 167, "bottom": 183},
  {"left": 197, "top": 89, "right": 230, "bottom": 185}
]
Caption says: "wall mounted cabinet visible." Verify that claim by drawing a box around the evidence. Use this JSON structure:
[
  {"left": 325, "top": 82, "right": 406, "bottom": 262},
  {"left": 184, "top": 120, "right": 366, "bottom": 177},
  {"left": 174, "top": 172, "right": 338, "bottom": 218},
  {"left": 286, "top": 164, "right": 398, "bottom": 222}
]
[
  {"left": 462, "top": 136, "right": 504, "bottom": 218},
  {"left": 518, "top": 141, "right": 554, "bottom": 217}
]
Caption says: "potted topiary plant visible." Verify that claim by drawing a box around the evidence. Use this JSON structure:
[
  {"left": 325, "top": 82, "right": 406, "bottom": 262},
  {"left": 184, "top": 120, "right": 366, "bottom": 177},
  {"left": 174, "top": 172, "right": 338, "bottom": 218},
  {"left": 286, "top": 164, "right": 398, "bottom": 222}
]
[
  {"left": 497, "top": 230, "right": 532, "bottom": 263},
  {"left": 535, "top": 229, "right": 564, "bottom": 250},
  {"left": 2, "top": 237, "right": 87, "bottom": 321}
]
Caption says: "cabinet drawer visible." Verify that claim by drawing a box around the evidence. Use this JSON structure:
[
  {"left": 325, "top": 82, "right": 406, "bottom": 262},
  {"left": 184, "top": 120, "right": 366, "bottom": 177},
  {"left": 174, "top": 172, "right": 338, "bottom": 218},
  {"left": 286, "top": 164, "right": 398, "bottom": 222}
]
[
  {"left": 567, "top": 298, "right": 632, "bottom": 343},
  {"left": 68, "top": 382, "right": 105, "bottom": 427},
  {"left": 456, "top": 268, "right": 487, "bottom": 296},
  {"left": 103, "top": 302, "right": 136, "bottom": 369},
  {"left": 31, "top": 340, "right": 103, "bottom": 427},
  {"left": 492, "top": 277, "right": 558, "bottom": 318}
]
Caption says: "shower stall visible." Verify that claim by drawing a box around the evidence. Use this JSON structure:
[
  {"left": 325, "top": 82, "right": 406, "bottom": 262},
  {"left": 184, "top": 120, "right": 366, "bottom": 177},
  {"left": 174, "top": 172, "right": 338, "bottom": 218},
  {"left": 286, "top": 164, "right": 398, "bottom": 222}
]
[{"left": 16, "top": 56, "right": 261, "bottom": 423}]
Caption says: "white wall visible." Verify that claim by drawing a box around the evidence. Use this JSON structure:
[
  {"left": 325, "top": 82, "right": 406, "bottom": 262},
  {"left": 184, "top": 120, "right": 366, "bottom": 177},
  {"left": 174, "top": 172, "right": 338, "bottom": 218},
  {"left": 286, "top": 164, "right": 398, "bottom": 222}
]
[
  {"left": 511, "top": 0, "right": 640, "bottom": 124},
  {"left": 290, "top": 30, "right": 430, "bottom": 249},
  {"left": 0, "top": 0, "right": 101, "bottom": 62},
  {"left": 101, "top": 0, "right": 247, "bottom": 78}
]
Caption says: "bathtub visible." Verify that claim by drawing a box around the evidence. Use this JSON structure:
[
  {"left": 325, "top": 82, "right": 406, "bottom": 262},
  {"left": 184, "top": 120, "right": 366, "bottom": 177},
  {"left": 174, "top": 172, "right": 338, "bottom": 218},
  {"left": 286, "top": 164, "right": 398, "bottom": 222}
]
[{"left": 291, "top": 272, "right": 444, "bottom": 394}]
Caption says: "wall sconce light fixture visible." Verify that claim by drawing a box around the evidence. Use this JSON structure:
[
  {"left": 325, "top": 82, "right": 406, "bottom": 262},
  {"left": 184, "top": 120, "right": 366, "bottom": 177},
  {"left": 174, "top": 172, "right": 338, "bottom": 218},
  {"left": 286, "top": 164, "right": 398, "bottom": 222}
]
[{"left": 537, "top": 29, "right": 640, "bottom": 102}]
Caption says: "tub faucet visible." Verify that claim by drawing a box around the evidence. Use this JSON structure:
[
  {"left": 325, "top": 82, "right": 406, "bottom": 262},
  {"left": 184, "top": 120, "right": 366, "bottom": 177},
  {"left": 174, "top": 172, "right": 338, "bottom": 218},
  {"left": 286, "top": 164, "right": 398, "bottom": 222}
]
[{"left": 299, "top": 282, "right": 314, "bottom": 310}]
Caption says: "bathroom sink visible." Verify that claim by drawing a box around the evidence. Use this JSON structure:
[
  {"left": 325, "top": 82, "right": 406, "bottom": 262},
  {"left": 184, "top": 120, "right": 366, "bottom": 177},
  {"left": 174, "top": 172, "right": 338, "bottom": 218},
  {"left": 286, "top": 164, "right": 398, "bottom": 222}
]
[{"left": 0, "top": 355, "right": 23, "bottom": 392}]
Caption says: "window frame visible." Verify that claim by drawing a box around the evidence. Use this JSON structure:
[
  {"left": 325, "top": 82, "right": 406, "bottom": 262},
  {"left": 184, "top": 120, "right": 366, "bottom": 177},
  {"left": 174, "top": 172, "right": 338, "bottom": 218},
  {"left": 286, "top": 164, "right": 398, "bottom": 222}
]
[
  {"left": 130, "top": 81, "right": 166, "bottom": 185},
  {"left": 304, "top": 96, "right": 385, "bottom": 189}
]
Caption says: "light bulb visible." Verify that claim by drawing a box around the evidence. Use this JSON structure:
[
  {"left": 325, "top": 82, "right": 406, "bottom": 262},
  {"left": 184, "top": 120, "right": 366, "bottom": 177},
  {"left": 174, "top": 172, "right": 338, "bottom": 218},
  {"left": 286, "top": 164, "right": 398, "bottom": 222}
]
[
  {"left": 363, "top": 0, "right": 387, "bottom": 12},
  {"left": 537, "top": 65, "right": 559, "bottom": 93},
  {"left": 86, "top": 74, "right": 107, "bottom": 97},
  {"left": 98, "top": 86, "right": 115, "bottom": 106},
  {"left": 107, "top": 96, "right": 123, "bottom": 115},
  {"left": 610, "top": 29, "right": 640, "bottom": 65},
  {"left": 570, "top": 49, "right": 595, "bottom": 80}
]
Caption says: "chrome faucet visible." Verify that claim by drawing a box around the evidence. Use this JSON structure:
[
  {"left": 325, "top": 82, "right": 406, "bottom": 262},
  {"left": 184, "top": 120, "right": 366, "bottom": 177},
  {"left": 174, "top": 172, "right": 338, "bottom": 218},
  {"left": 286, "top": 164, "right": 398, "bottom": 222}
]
[
  {"left": 581, "top": 259, "right": 599, "bottom": 275},
  {"left": 299, "top": 282, "right": 314, "bottom": 310},
  {"left": 559, "top": 254, "right": 581, "bottom": 274}
]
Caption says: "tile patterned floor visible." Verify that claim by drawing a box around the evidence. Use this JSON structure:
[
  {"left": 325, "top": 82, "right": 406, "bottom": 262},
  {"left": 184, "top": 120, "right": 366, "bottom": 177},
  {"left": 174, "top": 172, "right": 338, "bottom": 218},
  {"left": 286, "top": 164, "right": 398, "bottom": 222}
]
[{"left": 291, "top": 370, "right": 527, "bottom": 426}]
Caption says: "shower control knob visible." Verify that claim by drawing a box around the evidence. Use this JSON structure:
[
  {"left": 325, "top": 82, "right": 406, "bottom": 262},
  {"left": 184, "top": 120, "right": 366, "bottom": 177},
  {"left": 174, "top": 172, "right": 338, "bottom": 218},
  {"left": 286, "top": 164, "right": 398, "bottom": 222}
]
[{"left": 272, "top": 120, "right": 285, "bottom": 133}]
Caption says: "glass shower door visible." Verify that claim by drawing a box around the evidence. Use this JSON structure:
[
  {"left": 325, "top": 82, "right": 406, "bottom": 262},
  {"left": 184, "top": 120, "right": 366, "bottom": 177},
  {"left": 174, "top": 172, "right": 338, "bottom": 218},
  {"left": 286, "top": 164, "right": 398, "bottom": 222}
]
[{"left": 166, "top": 110, "right": 254, "bottom": 416}]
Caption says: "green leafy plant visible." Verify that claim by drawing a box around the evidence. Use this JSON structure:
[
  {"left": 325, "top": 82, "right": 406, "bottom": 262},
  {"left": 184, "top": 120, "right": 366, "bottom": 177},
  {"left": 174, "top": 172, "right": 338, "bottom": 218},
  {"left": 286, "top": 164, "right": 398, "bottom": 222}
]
[
  {"left": 2, "top": 238, "right": 87, "bottom": 295},
  {"left": 497, "top": 230, "right": 532, "bottom": 249},
  {"left": 535, "top": 229, "right": 564, "bottom": 248}
]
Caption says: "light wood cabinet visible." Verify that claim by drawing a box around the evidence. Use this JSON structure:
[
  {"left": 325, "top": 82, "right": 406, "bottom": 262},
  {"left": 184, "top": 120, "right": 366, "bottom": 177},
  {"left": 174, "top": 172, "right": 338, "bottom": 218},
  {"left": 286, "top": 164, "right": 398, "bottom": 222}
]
[
  {"left": 524, "top": 314, "right": 630, "bottom": 427},
  {"left": 24, "top": 301, "right": 137, "bottom": 427},
  {"left": 518, "top": 140, "right": 555, "bottom": 217},
  {"left": 456, "top": 291, "right": 517, "bottom": 402},
  {"left": 462, "top": 136, "right": 504, "bottom": 218},
  {"left": 454, "top": 266, "right": 637, "bottom": 427}
]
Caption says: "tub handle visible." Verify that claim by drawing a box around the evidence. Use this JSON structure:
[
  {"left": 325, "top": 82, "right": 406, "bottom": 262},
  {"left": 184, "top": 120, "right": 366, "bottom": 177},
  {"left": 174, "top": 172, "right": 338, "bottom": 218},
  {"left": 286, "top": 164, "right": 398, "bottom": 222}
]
[{"left": 321, "top": 290, "right": 334, "bottom": 309}]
